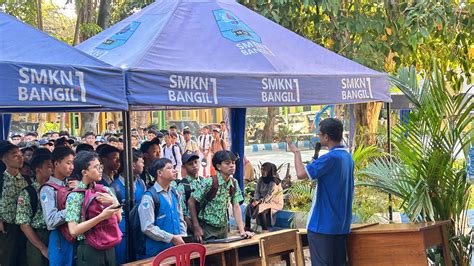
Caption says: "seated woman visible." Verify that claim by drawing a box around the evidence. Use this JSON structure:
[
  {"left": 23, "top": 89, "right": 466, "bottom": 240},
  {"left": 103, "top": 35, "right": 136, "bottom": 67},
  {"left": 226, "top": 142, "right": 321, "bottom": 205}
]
[{"left": 244, "top": 162, "right": 284, "bottom": 233}]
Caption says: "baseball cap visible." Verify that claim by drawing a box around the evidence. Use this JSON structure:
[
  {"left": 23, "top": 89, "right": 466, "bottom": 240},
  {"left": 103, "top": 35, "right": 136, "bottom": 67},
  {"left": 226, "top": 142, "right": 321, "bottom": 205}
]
[
  {"left": 39, "top": 139, "right": 54, "bottom": 146},
  {"left": 212, "top": 128, "right": 221, "bottom": 133},
  {"left": 182, "top": 151, "right": 199, "bottom": 164},
  {"left": 140, "top": 137, "right": 161, "bottom": 154},
  {"left": 55, "top": 137, "right": 74, "bottom": 146}
]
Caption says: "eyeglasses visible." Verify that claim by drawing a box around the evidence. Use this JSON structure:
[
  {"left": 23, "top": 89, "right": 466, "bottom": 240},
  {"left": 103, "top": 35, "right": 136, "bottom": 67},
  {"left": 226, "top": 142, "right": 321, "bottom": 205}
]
[{"left": 90, "top": 164, "right": 104, "bottom": 171}]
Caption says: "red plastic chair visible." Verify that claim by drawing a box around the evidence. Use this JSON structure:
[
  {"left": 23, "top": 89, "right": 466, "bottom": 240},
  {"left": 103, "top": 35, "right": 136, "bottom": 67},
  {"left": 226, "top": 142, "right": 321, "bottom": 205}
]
[{"left": 151, "top": 243, "right": 206, "bottom": 266}]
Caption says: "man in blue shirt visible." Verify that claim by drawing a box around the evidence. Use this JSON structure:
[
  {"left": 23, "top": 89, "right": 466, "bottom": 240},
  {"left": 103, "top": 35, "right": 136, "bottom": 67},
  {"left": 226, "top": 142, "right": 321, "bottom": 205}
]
[{"left": 287, "top": 118, "right": 354, "bottom": 265}]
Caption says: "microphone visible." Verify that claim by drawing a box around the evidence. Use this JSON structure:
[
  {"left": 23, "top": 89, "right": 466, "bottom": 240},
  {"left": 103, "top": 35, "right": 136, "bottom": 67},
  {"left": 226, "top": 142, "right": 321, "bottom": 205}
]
[{"left": 312, "top": 142, "right": 322, "bottom": 160}]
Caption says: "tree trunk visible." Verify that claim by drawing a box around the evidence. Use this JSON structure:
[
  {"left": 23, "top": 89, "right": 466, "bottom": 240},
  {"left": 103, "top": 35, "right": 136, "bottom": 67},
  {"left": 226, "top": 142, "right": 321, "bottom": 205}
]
[
  {"left": 97, "top": 0, "right": 111, "bottom": 29},
  {"left": 73, "top": 5, "right": 83, "bottom": 45},
  {"left": 59, "top": 113, "right": 66, "bottom": 131},
  {"left": 354, "top": 102, "right": 382, "bottom": 147},
  {"left": 37, "top": 113, "right": 48, "bottom": 136},
  {"left": 73, "top": 0, "right": 97, "bottom": 45},
  {"left": 73, "top": 0, "right": 100, "bottom": 133},
  {"left": 80, "top": 113, "right": 99, "bottom": 135},
  {"left": 334, "top": 105, "right": 345, "bottom": 119},
  {"left": 262, "top": 107, "right": 277, "bottom": 143},
  {"left": 131, "top": 111, "right": 147, "bottom": 129},
  {"left": 36, "top": 0, "right": 43, "bottom": 30}
]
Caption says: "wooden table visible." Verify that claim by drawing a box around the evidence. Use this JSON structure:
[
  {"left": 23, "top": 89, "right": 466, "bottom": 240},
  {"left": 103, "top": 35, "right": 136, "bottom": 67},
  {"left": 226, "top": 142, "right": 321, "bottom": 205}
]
[
  {"left": 296, "top": 223, "right": 379, "bottom": 265},
  {"left": 348, "top": 221, "right": 452, "bottom": 266},
  {"left": 123, "top": 229, "right": 296, "bottom": 266}
]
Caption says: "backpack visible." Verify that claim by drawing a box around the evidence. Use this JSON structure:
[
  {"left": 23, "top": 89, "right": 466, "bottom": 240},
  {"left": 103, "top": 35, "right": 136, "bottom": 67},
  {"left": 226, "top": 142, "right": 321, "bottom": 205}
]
[
  {"left": 129, "top": 186, "right": 179, "bottom": 259},
  {"left": 175, "top": 178, "right": 192, "bottom": 204},
  {"left": 40, "top": 182, "right": 77, "bottom": 243},
  {"left": 198, "top": 175, "right": 237, "bottom": 214},
  {"left": 198, "top": 135, "right": 212, "bottom": 150},
  {"left": 0, "top": 162, "right": 6, "bottom": 197},
  {"left": 211, "top": 139, "right": 225, "bottom": 151},
  {"left": 112, "top": 177, "right": 146, "bottom": 204},
  {"left": 162, "top": 144, "right": 181, "bottom": 167},
  {"left": 23, "top": 184, "right": 39, "bottom": 215},
  {"left": 80, "top": 184, "right": 122, "bottom": 250}
]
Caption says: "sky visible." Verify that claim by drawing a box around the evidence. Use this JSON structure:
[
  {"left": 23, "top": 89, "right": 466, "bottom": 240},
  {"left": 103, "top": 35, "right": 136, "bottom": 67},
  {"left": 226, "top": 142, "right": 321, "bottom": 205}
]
[{"left": 52, "top": 0, "right": 76, "bottom": 18}]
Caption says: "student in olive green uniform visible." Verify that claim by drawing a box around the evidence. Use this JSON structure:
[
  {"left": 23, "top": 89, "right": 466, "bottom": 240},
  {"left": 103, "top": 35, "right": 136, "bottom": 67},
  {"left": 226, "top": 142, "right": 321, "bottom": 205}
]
[
  {"left": 16, "top": 153, "right": 53, "bottom": 266},
  {"left": 140, "top": 138, "right": 162, "bottom": 188},
  {"left": 0, "top": 143, "right": 29, "bottom": 266},
  {"left": 176, "top": 151, "right": 204, "bottom": 233},
  {"left": 66, "top": 151, "right": 121, "bottom": 266},
  {"left": 188, "top": 150, "right": 254, "bottom": 242}
]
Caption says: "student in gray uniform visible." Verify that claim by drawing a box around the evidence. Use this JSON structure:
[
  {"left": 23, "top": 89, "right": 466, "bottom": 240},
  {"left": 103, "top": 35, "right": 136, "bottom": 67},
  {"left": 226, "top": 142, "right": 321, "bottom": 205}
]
[
  {"left": 39, "top": 147, "right": 76, "bottom": 266},
  {"left": 137, "top": 158, "right": 187, "bottom": 259}
]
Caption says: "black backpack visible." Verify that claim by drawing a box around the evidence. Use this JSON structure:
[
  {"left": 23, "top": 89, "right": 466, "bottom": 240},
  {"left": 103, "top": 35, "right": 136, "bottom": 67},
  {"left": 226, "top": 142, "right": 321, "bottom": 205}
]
[
  {"left": 23, "top": 184, "right": 39, "bottom": 215},
  {"left": 175, "top": 178, "right": 192, "bottom": 204},
  {"left": 198, "top": 135, "right": 212, "bottom": 149},
  {"left": 198, "top": 175, "right": 237, "bottom": 214},
  {"left": 129, "top": 186, "right": 179, "bottom": 260},
  {"left": 162, "top": 144, "right": 181, "bottom": 167},
  {"left": 0, "top": 161, "right": 6, "bottom": 197}
]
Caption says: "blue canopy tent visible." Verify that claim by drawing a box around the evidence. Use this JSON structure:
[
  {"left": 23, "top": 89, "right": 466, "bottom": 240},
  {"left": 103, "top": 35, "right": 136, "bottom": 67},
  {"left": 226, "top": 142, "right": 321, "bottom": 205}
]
[
  {"left": 0, "top": 11, "right": 134, "bottom": 251},
  {"left": 0, "top": 9, "right": 132, "bottom": 211},
  {"left": 77, "top": 0, "right": 391, "bottom": 260},
  {"left": 0, "top": 12, "right": 128, "bottom": 139},
  {"left": 78, "top": 0, "right": 390, "bottom": 188}
]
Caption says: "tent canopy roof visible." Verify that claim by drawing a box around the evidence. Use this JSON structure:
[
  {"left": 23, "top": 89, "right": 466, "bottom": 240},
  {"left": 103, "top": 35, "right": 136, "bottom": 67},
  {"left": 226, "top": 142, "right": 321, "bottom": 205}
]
[
  {"left": 0, "top": 12, "right": 128, "bottom": 112},
  {"left": 78, "top": 0, "right": 391, "bottom": 109}
]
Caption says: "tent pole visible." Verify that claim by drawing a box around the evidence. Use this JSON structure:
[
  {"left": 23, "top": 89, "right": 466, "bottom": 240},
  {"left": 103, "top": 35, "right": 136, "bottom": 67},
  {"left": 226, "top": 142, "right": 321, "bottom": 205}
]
[
  {"left": 121, "top": 110, "right": 134, "bottom": 260},
  {"left": 0, "top": 113, "right": 12, "bottom": 141},
  {"left": 229, "top": 108, "right": 246, "bottom": 192},
  {"left": 386, "top": 102, "right": 393, "bottom": 222},
  {"left": 349, "top": 105, "right": 355, "bottom": 152}
]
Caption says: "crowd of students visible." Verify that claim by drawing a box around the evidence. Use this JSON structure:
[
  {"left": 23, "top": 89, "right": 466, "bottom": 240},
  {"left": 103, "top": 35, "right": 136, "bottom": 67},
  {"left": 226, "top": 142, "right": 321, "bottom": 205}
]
[
  {"left": 10, "top": 121, "right": 231, "bottom": 179},
  {"left": 0, "top": 122, "right": 261, "bottom": 266}
]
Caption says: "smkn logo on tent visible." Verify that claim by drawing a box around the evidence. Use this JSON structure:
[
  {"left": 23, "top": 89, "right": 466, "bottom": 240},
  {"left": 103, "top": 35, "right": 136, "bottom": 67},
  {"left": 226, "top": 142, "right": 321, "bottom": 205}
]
[
  {"left": 18, "top": 68, "right": 87, "bottom": 103},
  {"left": 168, "top": 75, "right": 218, "bottom": 105},
  {"left": 261, "top": 78, "right": 300, "bottom": 103},
  {"left": 213, "top": 9, "right": 274, "bottom": 57},
  {"left": 91, "top": 21, "right": 141, "bottom": 58},
  {"left": 340, "top": 77, "right": 373, "bottom": 100}
]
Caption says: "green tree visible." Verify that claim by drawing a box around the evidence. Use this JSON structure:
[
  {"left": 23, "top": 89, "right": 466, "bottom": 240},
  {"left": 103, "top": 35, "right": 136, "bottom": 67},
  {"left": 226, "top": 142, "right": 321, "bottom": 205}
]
[{"left": 240, "top": 0, "right": 472, "bottom": 147}]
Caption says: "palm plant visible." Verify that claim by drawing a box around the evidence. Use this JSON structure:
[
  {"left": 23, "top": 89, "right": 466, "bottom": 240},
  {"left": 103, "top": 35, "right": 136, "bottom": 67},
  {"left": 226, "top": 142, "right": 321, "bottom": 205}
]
[
  {"left": 352, "top": 145, "right": 391, "bottom": 223},
  {"left": 359, "top": 64, "right": 473, "bottom": 265}
]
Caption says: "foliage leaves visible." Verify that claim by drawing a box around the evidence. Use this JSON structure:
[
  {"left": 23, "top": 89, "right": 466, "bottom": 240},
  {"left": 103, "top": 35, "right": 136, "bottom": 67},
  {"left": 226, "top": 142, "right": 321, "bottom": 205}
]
[
  {"left": 359, "top": 64, "right": 473, "bottom": 264},
  {"left": 240, "top": 0, "right": 472, "bottom": 76}
]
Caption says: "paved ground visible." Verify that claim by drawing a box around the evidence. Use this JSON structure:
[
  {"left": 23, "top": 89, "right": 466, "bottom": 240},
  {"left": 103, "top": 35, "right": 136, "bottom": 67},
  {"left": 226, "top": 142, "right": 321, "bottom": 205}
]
[{"left": 246, "top": 149, "right": 326, "bottom": 178}]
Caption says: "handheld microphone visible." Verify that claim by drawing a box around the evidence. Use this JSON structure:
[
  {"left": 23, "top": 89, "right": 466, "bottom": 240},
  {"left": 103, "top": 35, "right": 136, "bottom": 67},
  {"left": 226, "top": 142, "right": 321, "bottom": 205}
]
[{"left": 312, "top": 142, "right": 322, "bottom": 160}]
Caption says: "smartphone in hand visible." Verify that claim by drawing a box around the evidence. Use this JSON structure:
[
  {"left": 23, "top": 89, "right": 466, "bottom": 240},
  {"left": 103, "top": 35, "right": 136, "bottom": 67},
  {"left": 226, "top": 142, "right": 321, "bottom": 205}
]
[{"left": 112, "top": 203, "right": 125, "bottom": 209}]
